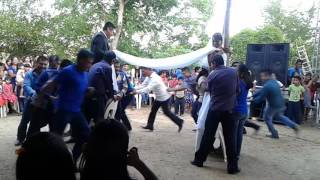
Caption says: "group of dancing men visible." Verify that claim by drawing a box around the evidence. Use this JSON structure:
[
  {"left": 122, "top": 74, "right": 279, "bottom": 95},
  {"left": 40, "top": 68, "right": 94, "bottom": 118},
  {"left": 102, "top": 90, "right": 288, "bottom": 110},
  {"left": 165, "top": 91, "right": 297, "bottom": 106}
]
[{"left": 14, "top": 21, "right": 300, "bottom": 174}]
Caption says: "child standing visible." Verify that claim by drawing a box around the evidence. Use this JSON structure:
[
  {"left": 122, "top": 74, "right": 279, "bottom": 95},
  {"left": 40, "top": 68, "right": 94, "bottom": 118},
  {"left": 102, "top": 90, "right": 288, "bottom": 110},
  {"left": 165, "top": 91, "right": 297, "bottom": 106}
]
[
  {"left": 174, "top": 77, "right": 186, "bottom": 116},
  {"left": 288, "top": 76, "right": 305, "bottom": 124}
]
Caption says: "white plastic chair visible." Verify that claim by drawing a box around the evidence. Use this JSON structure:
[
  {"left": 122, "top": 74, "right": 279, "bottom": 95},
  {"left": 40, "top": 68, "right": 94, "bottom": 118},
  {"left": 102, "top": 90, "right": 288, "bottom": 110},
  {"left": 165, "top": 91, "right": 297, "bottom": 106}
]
[
  {"left": 149, "top": 93, "right": 156, "bottom": 106},
  {"left": 104, "top": 100, "right": 118, "bottom": 120},
  {"left": 134, "top": 94, "right": 142, "bottom": 109}
]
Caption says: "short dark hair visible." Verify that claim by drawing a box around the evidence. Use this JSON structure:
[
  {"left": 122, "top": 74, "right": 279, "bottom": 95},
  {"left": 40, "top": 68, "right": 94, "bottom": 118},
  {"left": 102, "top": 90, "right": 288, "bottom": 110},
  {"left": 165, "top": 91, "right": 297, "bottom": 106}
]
[
  {"left": 182, "top": 67, "right": 191, "bottom": 72},
  {"left": 60, "top": 59, "right": 73, "bottom": 68},
  {"left": 77, "top": 49, "right": 94, "bottom": 62},
  {"left": 178, "top": 76, "right": 184, "bottom": 80},
  {"left": 293, "top": 75, "right": 301, "bottom": 81},
  {"left": 16, "top": 132, "right": 76, "bottom": 180},
  {"left": 231, "top": 61, "right": 240, "bottom": 67},
  {"left": 212, "top": 33, "right": 223, "bottom": 42},
  {"left": 212, "top": 54, "right": 224, "bottom": 66},
  {"left": 260, "top": 69, "right": 273, "bottom": 76},
  {"left": 36, "top": 56, "right": 48, "bottom": 63},
  {"left": 103, "top": 22, "right": 115, "bottom": 30},
  {"left": 23, "top": 63, "right": 32, "bottom": 68},
  {"left": 48, "top": 55, "right": 60, "bottom": 66},
  {"left": 194, "top": 66, "right": 200, "bottom": 71},
  {"left": 103, "top": 51, "right": 116, "bottom": 64}
]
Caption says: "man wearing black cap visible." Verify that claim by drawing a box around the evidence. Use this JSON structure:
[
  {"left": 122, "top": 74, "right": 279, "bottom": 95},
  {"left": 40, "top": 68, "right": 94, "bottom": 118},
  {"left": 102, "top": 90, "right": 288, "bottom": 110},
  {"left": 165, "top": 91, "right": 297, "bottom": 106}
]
[{"left": 84, "top": 51, "right": 117, "bottom": 124}]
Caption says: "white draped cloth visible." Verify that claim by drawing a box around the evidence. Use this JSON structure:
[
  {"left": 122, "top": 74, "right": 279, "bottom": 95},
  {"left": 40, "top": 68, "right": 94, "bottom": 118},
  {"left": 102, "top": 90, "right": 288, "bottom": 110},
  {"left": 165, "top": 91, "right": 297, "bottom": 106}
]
[
  {"left": 114, "top": 45, "right": 217, "bottom": 69},
  {"left": 194, "top": 93, "right": 226, "bottom": 163},
  {"left": 195, "top": 92, "right": 211, "bottom": 152}
]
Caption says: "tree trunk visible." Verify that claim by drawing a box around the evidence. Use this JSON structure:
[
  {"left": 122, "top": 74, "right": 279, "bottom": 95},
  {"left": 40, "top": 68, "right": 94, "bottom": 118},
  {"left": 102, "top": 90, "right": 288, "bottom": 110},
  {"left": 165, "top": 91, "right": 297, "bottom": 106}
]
[
  {"left": 223, "top": 0, "right": 232, "bottom": 66},
  {"left": 112, "top": 0, "right": 125, "bottom": 49}
]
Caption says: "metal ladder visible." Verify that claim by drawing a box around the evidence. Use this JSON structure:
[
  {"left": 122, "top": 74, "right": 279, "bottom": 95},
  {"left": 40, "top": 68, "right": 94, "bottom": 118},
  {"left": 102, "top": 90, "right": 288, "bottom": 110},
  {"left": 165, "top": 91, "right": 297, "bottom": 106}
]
[
  {"left": 297, "top": 45, "right": 313, "bottom": 75},
  {"left": 312, "top": 6, "right": 320, "bottom": 74}
]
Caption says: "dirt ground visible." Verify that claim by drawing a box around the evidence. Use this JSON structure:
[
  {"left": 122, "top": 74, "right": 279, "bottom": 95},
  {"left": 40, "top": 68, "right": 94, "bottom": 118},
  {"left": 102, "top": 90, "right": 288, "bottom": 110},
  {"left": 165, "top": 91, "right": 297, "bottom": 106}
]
[{"left": 0, "top": 107, "right": 320, "bottom": 180}]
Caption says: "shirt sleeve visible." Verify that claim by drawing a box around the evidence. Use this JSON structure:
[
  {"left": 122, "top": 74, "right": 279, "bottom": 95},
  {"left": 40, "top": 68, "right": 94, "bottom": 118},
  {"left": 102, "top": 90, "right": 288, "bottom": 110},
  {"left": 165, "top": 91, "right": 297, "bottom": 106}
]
[
  {"left": 253, "top": 86, "right": 268, "bottom": 104},
  {"left": 23, "top": 72, "right": 36, "bottom": 97},
  {"left": 137, "top": 78, "right": 157, "bottom": 94},
  {"left": 135, "top": 77, "right": 149, "bottom": 90}
]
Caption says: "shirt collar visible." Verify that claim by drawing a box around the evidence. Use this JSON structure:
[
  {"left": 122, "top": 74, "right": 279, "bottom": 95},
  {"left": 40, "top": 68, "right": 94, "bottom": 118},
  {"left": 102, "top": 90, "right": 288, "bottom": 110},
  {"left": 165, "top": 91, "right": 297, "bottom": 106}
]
[{"left": 101, "top": 31, "right": 108, "bottom": 39}]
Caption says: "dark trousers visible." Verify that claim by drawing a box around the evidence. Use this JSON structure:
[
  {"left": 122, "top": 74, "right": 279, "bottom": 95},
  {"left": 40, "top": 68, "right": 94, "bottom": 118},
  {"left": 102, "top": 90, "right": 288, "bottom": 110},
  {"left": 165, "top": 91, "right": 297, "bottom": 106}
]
[
  {"left": 288, "top": 101, "right": 302, "bottom": 124},
  {"left": 27, "top": 102, "right": 55, "bottom": 139},
  {"left": 195, "top": 109, "right": 238, "bottom": 168},
  {"left": 234, "top": 112, "right": 247, "bottom": 158},
  {"left": 146, "top": 99, "right": 183, "bottom": 128},
  {"left": 191, "top": 101, "right": 202, "bottom": 124},
  {"left": 115, "top": 95, "right": 133, "bottom": 130},
  {"left": 17, "top": 99, "right": 32, "bottom": 142},
  {"left": 174, "top": 97, "right": 185, "bottom": 115},
  {"left": 52, "top": 110, "right": 90, "bottom": 162},
  {"left": 16, "top": 85, "right": 24, "bottom": 112},
  {"left": 83, "top": 94, "right": 107, "bottom": 124},
  {"left": 244, "top": 120, "right": 260, "bottom": 130}
]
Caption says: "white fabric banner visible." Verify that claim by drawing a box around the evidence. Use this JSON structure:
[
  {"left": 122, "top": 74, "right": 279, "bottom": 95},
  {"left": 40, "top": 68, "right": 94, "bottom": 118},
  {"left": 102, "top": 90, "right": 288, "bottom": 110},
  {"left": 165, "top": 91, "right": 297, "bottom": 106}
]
[{"left": 114, "top": 45, "right": 217, "bottom": 69}]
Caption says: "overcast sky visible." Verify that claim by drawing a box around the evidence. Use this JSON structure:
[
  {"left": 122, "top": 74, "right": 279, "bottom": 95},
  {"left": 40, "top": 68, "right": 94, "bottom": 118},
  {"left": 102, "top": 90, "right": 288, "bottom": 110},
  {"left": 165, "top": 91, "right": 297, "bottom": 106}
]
[
  {"left": 39, "top": 0, "right": 317, "bottom": 37},
  {"left": 207, "top": 0, "right": 317, "bottom": 36}
]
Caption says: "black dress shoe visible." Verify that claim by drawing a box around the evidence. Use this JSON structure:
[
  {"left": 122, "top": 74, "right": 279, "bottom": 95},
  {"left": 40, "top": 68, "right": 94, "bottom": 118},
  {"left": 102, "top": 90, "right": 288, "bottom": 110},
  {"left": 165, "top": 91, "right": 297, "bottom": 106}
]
[
  {"left": 190, "top": 160, "right": 203, "bottom": 167},
  {"left": 141, "top": 126, "right": 154, "bottom": 131},
  {"left": 178, "top": 121, "right": 184, "bottom": 133},
  {"left": 228, "top": 167, "right": 241, "bottom": 174},
  {"left": 65, "top": 138, "right": 76, "bottom": 144},
  {"left": 14, "top": 140, "right": 22, "bottom": 146}
]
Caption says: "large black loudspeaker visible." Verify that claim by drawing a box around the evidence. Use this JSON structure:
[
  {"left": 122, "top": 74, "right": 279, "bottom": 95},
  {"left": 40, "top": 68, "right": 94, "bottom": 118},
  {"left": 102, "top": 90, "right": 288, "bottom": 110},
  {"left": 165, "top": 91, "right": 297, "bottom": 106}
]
[{"left": 246, "top": 43, "right": 289, "bottom": 86}]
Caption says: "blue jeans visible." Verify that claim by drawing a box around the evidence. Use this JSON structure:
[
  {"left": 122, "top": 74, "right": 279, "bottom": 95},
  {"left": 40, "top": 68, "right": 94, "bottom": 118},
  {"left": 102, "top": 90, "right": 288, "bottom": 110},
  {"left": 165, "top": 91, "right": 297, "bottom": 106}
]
[
  {"left": 263, "top": 107, "right": 297, "bottom": 137},
  {"left": 52, "top": 110, "right": 90, "bottom": 162},
  {"left": 233, "top": 112, "right": 247, "bottom": 158}
]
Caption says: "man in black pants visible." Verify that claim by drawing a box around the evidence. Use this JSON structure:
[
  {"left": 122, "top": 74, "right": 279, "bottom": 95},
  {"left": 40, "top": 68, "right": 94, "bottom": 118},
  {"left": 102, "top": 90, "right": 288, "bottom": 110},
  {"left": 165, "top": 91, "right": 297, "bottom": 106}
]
[
  {"left": 191, "top": 54, "right": 240, "bottom": 174},
  {"left": 114, "top": 61, "right": 133, "bottom": 131},
  {"left": 133, "top": 67, "right": 184, "bottom": 132},
  {"left": 15, "top": 56, "right": 48, "bottom": 146},
  {"left": 85, "top": 51, "right": 117, "bottom": 124}
]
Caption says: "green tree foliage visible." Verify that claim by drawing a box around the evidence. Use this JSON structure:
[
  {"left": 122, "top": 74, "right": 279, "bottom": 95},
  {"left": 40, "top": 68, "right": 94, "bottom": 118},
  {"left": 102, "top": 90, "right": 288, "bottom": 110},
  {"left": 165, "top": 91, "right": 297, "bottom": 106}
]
[
  {"left": 231, "top": 0, "right": 315, "bottom": 65},
  {"left": 264, "top": 0, "right": 315, "bottom": 65},
  {"left": 0, "top": 0, "right": 214, "bottom": 59},
  {"left": 0, "top": 0, "right": 50, "bottom": 57}
]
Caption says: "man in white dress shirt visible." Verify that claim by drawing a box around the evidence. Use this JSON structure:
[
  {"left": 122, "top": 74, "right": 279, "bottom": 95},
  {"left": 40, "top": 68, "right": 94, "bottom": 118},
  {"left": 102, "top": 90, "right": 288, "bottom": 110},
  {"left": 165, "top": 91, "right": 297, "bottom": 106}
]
[{"left": 133, "top": 67, "right": 184, "bottom": 132}]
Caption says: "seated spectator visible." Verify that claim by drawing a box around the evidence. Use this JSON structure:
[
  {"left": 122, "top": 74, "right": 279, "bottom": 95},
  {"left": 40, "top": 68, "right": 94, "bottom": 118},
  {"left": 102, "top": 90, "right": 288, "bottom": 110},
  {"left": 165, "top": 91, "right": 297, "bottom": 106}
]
[
  {"left": 0, "top": 62, "right": 7, "bottom": 80},
  {"left": 80, "top": 120, "right": 158, "bottom": 180},
  {"left": 2, "top": 77, "right": 18, "bottom": 114},
  {"left": 16, "top": 64, "right": 26, "bottom": 98},
  {"left": 16, "top": 132, "right": 76, "bottom": 180}
]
